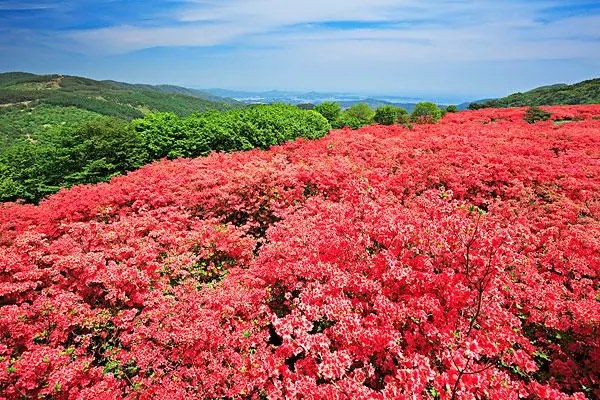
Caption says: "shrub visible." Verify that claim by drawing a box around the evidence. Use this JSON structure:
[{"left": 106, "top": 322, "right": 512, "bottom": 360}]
[
  {"left": 345, "top": 103, "right": 375, "bottom": 124},
  {"left": 374, "top": 105, "right": 400, "bottom": 125},
  {"left": 333, "top": 103, "right": 374, "bottom": 129},
  {"left": 396, "top": 107, "right": 410, "bottom": 124},
  {"left": 314, "top": 101, "right": 341, "bottom": 123},
  {"left": 523, "top": 106, "right": 552, "bottom": 124},
  {"left": 411, "top": 101, "right": 443, "bottom": 124},
  {"left": 446, "top": 104, "right": 458, "bottom": 113},
  {"left": 332, "top": 113, "right": 363, "bottom": 129}
]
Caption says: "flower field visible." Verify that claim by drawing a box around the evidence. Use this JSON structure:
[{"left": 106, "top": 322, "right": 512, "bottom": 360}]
[{"left": 1, "top": 105, "right": 599, "bottom": 399}]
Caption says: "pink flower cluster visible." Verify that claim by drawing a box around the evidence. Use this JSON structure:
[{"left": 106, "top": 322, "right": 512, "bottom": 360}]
[{"left": 1, "top": 106, "right": 599, "bottom": 399}]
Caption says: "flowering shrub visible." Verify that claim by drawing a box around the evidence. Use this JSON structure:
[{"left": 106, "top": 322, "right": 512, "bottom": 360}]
[{"left": 1, "top": 105, "right": 599, "bottom": 399}]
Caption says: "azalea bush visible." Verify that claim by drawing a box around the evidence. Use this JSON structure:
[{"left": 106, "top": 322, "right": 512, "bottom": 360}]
[{"left": 0, "top": 105, "right": 599, "bottom": 399}]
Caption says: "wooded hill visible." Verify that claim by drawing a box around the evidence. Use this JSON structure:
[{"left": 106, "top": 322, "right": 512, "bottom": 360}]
[
  {"left": 0, "top": 72, "right": 241, "bottom": 144},
  {"left": 469, "top": 78, "right": 600, "bottom": 108}
]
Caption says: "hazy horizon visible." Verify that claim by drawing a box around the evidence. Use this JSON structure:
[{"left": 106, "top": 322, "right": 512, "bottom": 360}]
[{"left": 1, "top": 1, "right": 599, "bottom": 101}]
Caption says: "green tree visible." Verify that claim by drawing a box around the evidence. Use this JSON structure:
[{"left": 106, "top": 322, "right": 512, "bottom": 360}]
[
  {"left": 411, "top": 102, "right": 443, "bottom": 124},
  {"left": 132, "top": 112, "right": 185, "bottom": 159},
  {"left": 0, "top": 160, "right": 25, "bottom": 201},
  {"left": 374, "top": 105, "right": 400, "bottom": 125},
  {"left": 61, "top": 118, "right": 148, "bottom": 185},
  {"left": 332, "top": 113, "right": 364, "bottom": 129},
  {"left": 345, "top": 103, "right": 375, "bottom": 125},
  {"left": 134, "top": 104, "right": 331, "bottom": 159},
  {"left": 446, "top": 105, "right": 458, "bottom": 113},
  {"left": 468, "top": 102, "right": 486, "bottom": 110},
  {"left": 0, "top": 140, "right": 66, "bottom": 202},
  {"left": 333, "top": 102, "right": 378, "bottom": 129},
  {"left": 0, "top": 118, "right": 148, "bottom": 203},
  {"left": 314, "top": 102, "right": 342, "bottom": 124}
]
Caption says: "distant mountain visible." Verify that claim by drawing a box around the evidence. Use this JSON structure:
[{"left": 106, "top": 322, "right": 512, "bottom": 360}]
[
  {"left": 103, "top": 81, "right": 236, "bottom": 104},
  {"left": 0, "top": 72, "right": 241, "bottom": 118},
  {"left": 203, "top": 88, "right": 425, "bottom": 110},
  {"left": 0, "top": 72, "right": 242, "bottom": 143},
  {"left": 467, "top": 78, "right": 600, "bottom": 109}
]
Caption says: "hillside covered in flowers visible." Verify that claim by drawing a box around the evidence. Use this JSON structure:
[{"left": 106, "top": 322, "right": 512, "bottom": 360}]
[{"left": 1, "top": 105, "right": 599, "bottom": 399}]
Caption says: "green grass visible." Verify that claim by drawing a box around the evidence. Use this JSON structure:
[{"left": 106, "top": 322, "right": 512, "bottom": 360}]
[{"left": 553, "top": 119, "right": 577, "bottom": 125}]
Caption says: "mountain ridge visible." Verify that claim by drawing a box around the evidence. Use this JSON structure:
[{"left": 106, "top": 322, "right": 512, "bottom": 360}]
[{"left": 0, "top": 71, "right": 243, "bottom": 144}]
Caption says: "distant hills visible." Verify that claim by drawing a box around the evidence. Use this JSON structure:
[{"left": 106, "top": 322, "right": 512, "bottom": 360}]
[
  {"left": 0, "top": 72, "right": 241, "bottom": 118},
  {"left": 0, "top": 72, "right": 242, "bottom": 144},
  {"left": 467, "top": 78, "right": 600, "bottom": 109},
  {"left": 203, "top": 88, "right": 426, "bottom": 111},
  {"left": 3, "top": 71, "right": 598, "bottom": 146}
]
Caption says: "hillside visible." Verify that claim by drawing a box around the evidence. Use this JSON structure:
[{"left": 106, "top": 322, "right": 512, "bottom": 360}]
[
  {"left": 469, "top": 78, "right": 600, "bottom": 108},
  {"left": 0, "top": 72, "right": 242, "bottom": 144},
  {"left": 1, "top": 105, "right": 599, "bottom": 399}
]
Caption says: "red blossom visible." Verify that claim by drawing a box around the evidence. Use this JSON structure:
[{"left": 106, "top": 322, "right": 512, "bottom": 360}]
[{"left": 1, "top": 105, "right": 599, "bottom": 399}]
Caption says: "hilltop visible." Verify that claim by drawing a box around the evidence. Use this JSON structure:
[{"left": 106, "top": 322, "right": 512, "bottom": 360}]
[
  {"left": 1, "top": 105, "right": 598, "bottom": 399},
  {"left": 0, "top": 72, "right": 241, "bottom": 144},
  {"left": 468, "top": 78, "right": 600, "bottom": 108}
]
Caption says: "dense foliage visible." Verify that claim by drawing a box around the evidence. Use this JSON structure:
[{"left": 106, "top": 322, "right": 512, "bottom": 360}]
[
  {"left": 313, "top": 102, "right": 341, "bottom": 124},
  {"left": 134, "top": 104, "right": 330, "bottom": 159},
  {"left": 472, "top": 78, "right": 600, "bottom": 108},
  {"left": 411, "top": 102, "right": 443, "bottom": 124},
  {"left": 0, "top": 105, "right": 105, "bottom": 146},
  {"left": 0, "top": 104, "right": 330, "bottom": 203},
  {"left": 1, "top": 105, "right": 598, "bottom": 399},
  {"left": 331, "top": 103, "right": 376, "bottom": 129},
  {"left": 0, "top": 118, "right": 147, "bottom": 202},
  {"left": 523, "top": 106, "right": 552, "bottom": 124},
  {"left": 374, "top": 105, "right": 404, "bottom": 125}
]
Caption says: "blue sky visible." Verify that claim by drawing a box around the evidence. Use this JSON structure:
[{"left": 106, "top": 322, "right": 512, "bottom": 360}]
[{"left": 1, "top": 0, "right": 599, "bottom": 101}]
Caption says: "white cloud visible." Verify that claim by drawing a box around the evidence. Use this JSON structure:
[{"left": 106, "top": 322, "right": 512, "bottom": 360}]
[
  {"left": 0, "top": 1, "right": 57, "bottom": 10},
  {"left": 177, "top": 0, "right": 409, "bottom": 25},
  {"left": 69, "top": 23, "right": 248, "bottom": 53},
  {"left": 61, "top": 0, "right": 600, "bottom": 65}
]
